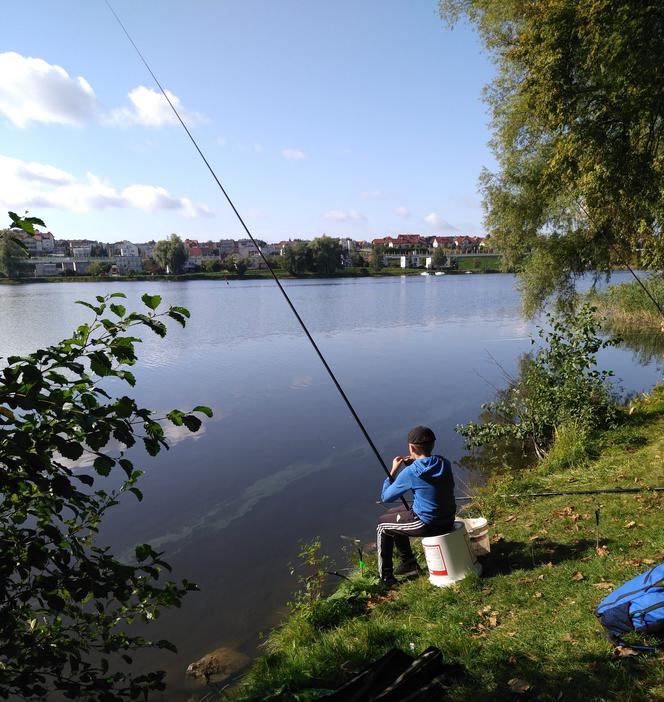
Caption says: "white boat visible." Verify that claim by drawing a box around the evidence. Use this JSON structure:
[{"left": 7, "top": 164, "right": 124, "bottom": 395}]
[
  {"left": 420, "top": 271, "right": 431, "bottom": 276},
  {"left": 435, "top": 271, "right": 445, "bottom": 276}
]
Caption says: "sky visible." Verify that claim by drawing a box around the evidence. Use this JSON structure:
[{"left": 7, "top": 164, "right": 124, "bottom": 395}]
[{"left": 1, "top": 1, "right": 496, "bottom": 244}]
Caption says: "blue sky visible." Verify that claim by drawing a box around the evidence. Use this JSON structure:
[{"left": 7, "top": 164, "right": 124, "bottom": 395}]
[{"left": 1, "top": 1, "right": 495, "bottom": 243}]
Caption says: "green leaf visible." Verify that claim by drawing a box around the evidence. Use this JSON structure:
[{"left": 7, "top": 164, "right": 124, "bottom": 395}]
[
  {"left": 135, "top": 543, "right": 152, "bottom": 561},
  {"left": 141, "top": 293, "right": 162, "bottom": 310},
  {"left": 193, "top": 405, "right": 213, "bottom": 417},
  {"left": 110, "top": 303, "right": 126, "bottom": 318},
  {"left": 109, "top": 292, "right": 126, "bottom": 298},
  {"left": 182, "top": 415, "right": 202, "bottom": 432},
  {"left": 94, "top": 455, "right": 115, "bottom": 476}
]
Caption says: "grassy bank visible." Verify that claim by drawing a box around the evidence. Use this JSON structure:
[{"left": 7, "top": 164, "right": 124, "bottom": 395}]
[
  {"left": 455, "top": 254, "right": 502, "bottom": 272},
  {"left": 590, "top": 276, "right": 664, "bottom": 331},
  {"left": 227, "top": 386, "right": 664, "bottom": 701}
]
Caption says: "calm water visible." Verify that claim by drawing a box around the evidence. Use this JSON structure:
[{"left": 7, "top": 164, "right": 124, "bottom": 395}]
[{"left": 0, "top": 273, "right": 661, "bottom": 697}]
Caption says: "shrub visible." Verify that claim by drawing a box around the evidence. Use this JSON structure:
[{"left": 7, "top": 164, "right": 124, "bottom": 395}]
[{"left": 457, "top": 304, "right": 618, "bottom": 460}]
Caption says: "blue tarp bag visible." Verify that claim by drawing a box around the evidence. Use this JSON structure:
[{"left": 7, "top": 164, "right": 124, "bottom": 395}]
[{"left": 596, "top": 563, "right": 664, "bottom": 646}]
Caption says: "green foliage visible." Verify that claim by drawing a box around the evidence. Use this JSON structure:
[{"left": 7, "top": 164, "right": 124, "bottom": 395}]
[
  {"left": 201, "top": 258, "right": 223, "bottom": 273},
  {"left": 8, "top": 211, "right": 45, "bottom": 236},
  {"left": 431, "top": 247, "right": 447, "bottom": 269},
  {"left": 234, "top": 257, "right": 250, "bottom": 275},
  {"left": 0, "top": 292, "right": 210, "bottom": 700},
  {"left": 309, "top": 236, "right": 342, "bottom": 275},
  {"left": 0, "top": 229, "right": 30, "bottom": 278},
  {"left": 86, "top": 260, "right": 112, "bottom": 276},
  {"left": 153, "top": 233, "right": 187, "bottom": 274},
  {"left": 282, "top": 242, "right": 313, "bottom": 275},
  {"left": 457, "top": 305, "right": 618, "bottom": 458},
  {"left": 289, "top": 538, "right": 333, "bottom": 609},
  {"left": 370, "top": 244, "right": 385, "bottom": 272},
  {"left": 440, "top": 1, "right": 664, "bottom": 313}
]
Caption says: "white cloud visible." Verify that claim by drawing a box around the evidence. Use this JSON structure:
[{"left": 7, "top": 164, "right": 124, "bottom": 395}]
[
  {"left": 322, "top": 209, "right": 366, "bottom": 223},
  {"left": 0, "top": 154, "right": 211, "bottom": 218},
  {"left": 361, "top": 189, "right": 383, "bottom": 199},
  {"left": 108, "top": 85, "right": 205, "bottom": 127},
  {"left": 394, "top": 206, "right": 410, "bottom": 218},
  {"left": 282, "top": 148, "right": 308, "bottom": 161},
  {"left": 424, "top": 212, "right": 458, "bottom": 232},
  {"left": 0, "top": 52, "right": 99, "bottom": 128}
]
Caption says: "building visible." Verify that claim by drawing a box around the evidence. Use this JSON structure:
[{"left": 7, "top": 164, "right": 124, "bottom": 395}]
[{"left": 118, "top": 240, "right": 139, "bottom": 257}]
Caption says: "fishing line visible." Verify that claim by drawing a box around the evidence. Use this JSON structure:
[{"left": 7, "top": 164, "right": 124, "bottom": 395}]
[
  {"left": 103, "top": 0, "right": 407, "bottom": 506},
  {"left": 456, "top": 485, "right": 664, "bottom": 501}
]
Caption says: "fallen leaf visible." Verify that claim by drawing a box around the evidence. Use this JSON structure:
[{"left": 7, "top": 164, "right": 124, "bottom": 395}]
[
  {"left": 508, "top": 655, "right": 518, "bottom": 665},
  {"left": 571, "top": 571, "right": 585, "bottom": 581},
  {"left": 580, "top": 555, "right": 593, "bottom": 562},
  {"left": 562, "top": 633, "right": 577, "bottom": 644},
  {"left": 481, "top": 587, "right": 494, "bottom": 595},
  {"left": 594, "top": 582, "right": 614, "bottom": 590},
  {"left": 520, "top": 576, "right": 535, "bottom": 584},
  {"left": 508, "top": 678, "right": 531, "bottom": 694},
  {"left": 629, "top": 540, "right": 643, "bottom": 548},
  {"left": 613, "top": 646, "right": 639, "bottom": 658},
  {"left": 545, "top": 561, "right": 553, "bottom": 569},
  {"left": 505, "top": 514, "right": 517, "bottom": 523},
  {"left": 625, "top": 521, "right": 637, "bottom": 529},
  {"left": 533, "top": 591, "right": 543, "bottom": 599},
  {"left": 642, "top": 558, "right": 656, "bottom": 565},
  {"left": 596, "top": 545, "right": 609, "bottom": 557},
  {"left": 488, "top": 614, "right": 498, "bottom": 628},
  {"left": 492, "top": 533, "right": 505, "bottom": 543},
  {"left": 537, "top": 574, "right": 545, "bottom": 580}
]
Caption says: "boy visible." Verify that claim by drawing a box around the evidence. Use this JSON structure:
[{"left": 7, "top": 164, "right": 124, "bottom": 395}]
[{"left": 377, "top": 426, "right": 456, "bottom": 586}]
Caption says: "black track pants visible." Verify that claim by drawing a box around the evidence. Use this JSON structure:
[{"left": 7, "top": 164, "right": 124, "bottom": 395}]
[{"left": 376, "top": 507, "right": 454, "bottom": 578}]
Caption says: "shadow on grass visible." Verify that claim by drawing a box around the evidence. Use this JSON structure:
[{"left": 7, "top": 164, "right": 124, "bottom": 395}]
[
  {"left": 455, "top": 649, "right": 660, "bottom": 702},
  {"left": 481, "top": 538, "right": 600, "bottom": 577}
]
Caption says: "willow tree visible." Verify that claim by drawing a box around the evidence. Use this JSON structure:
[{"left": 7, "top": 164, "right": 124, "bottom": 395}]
[{"left": 440, "top": 1, "right": 664, "bottom": 314}]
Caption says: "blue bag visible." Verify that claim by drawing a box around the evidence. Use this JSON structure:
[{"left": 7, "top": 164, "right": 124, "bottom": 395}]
[{"left": 595, "top": 563, "right": 664, "bottom": 646}]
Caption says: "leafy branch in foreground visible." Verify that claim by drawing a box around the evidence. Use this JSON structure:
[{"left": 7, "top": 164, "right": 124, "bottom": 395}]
[
  {"left": 457, "top": 305, "right": 618, "bottom": 460},
  {"left": 0, "top": 292, "right": 212, "bottom": 700}
]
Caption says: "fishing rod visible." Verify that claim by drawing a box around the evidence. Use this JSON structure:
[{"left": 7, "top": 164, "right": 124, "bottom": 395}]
[
  {"left": 455, "top": 485, "right": 664, "bottom": 501},
  {"left": 103, "top": 1, "right": 408, "bottom": 508}
]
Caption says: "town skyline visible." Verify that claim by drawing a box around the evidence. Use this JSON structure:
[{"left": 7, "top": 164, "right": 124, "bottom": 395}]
[{"left": 1, "top": 1, "right": 495, "bottom": 244}]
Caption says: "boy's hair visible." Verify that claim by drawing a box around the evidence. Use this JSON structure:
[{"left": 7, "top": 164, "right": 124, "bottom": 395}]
[{"left": 410, "top": 440, "right": 435, "bottom": 456}]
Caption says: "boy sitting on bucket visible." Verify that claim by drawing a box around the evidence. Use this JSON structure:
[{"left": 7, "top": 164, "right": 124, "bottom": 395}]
[{"left": 377, "top": 426, "right": 456, "bottom": 586}]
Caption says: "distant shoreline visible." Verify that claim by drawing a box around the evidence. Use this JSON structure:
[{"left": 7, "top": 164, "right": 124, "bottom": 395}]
[{"left": 0, "top": 267, "right": 504, "bottom": 285}]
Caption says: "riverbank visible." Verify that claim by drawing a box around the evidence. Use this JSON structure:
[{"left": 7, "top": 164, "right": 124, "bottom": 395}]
[
  {"left": 0, "top": 262, "right": 504, "bottom": 285},
  {"left": 226, "top": 385, "right": 664, "bottom": 701},
  {"left": 590, "top": 275, "right": 664, "bottom": 331}
]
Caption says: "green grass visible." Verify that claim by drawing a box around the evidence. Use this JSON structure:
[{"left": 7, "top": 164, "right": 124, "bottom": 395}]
[
  {"left": 226, "top": 386, "right": 664, "bottom": 701},
  {"left": 590, "top": 276, "right": 664, "bottom": 331},
  {"left": 455, "top": 254, "right": 502, "bottom": 272}
]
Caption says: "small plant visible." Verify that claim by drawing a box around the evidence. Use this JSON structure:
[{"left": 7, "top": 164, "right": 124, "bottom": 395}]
[
  {"left": 457, "top": 304, "right": 618, "bottom": 461},
  {"left": 289, "top": 538, "right": 334, "bottom": 608}
]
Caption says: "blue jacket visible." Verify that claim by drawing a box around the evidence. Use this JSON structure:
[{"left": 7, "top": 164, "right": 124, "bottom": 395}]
[{"left": 380, "top": 455, "right": 456, "bottom": 525}]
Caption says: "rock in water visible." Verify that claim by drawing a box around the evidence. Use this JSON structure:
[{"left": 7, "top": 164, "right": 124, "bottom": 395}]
[{"left": 186, "top": 646, "right": 250, "bottom": 684}]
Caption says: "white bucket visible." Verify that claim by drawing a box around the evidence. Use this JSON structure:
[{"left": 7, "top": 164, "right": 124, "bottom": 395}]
[
  {"left": 421, "top": 521, "right": 481, "bottom": 588},
  {"left": 460, "top": 517, "right": 490, "bottom": 557}
]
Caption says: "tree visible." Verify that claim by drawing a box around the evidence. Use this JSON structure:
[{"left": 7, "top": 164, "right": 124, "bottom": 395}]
[
  {"left": 440, "top": 1, "right": 664, "bottom": 314},
  {"left": 370, "top": 244, "right": 385, "bottom": 273},
  {"left": 153, "top": 234, "right": 187, "bottom": 274},
  {"left": 282, "top": 242, "right": 312, "bottom": 275},
  {"left": 310, "top": 236, "right": 342, "bottom": 275},
  {"left": 234, "top": 257, "right": 250, "bottom": 275},
  {"left": 0, "top": 291, "right": 211, "bottom": 700},
  {"left": 432, "top": 247, "right": 448, "bottom": 269},
  {"left": 201, "top": 259, "right": 223, "bottom": 273},
  {"left": 86, "top": 260, "right": 112, "bottom": 276},
  {"left": 0, "top": 230, "right": 30, "bottom": 278}
]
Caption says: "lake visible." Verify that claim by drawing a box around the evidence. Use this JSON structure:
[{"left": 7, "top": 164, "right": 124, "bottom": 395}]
[{"left": 0, "top": 272, "right": 661, "bottom": 697}]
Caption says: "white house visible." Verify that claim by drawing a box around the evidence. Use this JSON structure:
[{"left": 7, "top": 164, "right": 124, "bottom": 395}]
[{"left": 118, "top": 241, "right": 139, "bottom": 257}]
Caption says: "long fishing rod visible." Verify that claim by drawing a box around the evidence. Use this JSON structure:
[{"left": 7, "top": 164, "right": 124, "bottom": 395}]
[
  {"left": 456, "top": 485, "right": 664, "bottom": 501},
  {"left": 103, "top": 1, "right": 408, "bottom": 508}
]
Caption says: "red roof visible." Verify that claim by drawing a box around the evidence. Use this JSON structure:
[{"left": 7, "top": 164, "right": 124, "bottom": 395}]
[{"left": 188, "top": 247, "right": 203, "bottom": 256}]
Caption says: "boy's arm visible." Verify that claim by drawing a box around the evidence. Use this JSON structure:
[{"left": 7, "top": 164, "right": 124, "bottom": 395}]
[{"left": 380, "top": 467, "right": 414, "bottom": 503}]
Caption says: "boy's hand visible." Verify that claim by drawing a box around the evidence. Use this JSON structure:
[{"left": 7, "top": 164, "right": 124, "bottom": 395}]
[{"left": 391, "top": 456, "right": 405, "bottom": 477}]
